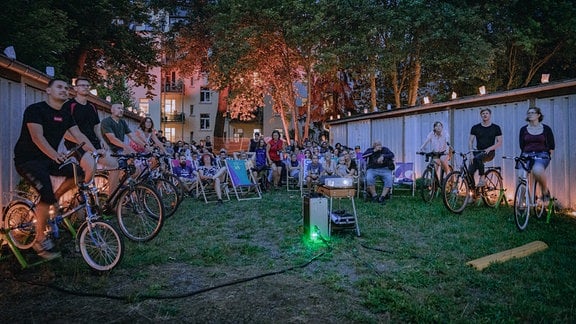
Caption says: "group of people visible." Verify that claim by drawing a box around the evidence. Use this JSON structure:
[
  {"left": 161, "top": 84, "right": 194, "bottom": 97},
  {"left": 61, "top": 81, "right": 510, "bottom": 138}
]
[
  {"left": 13, "top": 75, "right": 555, "bottom": 261},
  {"left": 419, "top": 107, "right": 555, "bottom": 202}
]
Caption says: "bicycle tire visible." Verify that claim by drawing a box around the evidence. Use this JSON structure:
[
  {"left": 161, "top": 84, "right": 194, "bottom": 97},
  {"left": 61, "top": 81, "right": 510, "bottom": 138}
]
[
  {"left": 442, "top": 171, "right": 469, "bottom": 214},
  {"left": 482, "top": 169, "right": 503, "bottom": 207},
  {"left": 514, "top": 182, "right": 529, "bottom": 231},
  {"left": 3, "top": 201, "right": 36, "bottom": 249},
  {"left": 420, "top": 168, "right": 435, "bottom": 202},
  {"left": 116, "top": 184, "right": 164, "bottom": 242},
  {"left": 150, "top": 178, "right": 180, "bottom": 218},
  {"left": 532, "top": 180, "right": 546, "bottom": 219},
  {"left": 78, "top": 220, "right": 124, "bottom": 272}
]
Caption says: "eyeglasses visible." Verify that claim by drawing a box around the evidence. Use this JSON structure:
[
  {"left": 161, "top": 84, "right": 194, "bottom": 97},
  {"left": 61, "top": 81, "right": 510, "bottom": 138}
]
[
  {"left": 527, "top": 111, "right": 538, "bottom": 115},
  {"left": 76, "top": 84, "right": 91, "bottom": 88}
]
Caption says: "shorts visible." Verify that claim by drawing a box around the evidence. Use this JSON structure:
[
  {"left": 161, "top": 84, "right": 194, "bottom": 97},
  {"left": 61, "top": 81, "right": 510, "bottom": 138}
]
[
  {"left": 366, "top": 168, "right": 393, "bottom": 187},
  {"left": 517, "top": 152, "right": 551, "bottom": 171},
  {"left": 16, "top": 159, "right": 76, "bottom": 205}
]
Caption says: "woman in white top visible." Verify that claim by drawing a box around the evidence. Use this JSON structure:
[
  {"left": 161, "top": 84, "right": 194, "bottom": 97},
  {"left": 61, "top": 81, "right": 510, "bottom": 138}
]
[{"left": 419, "top": 121, "right": 451, "bottom": 174}]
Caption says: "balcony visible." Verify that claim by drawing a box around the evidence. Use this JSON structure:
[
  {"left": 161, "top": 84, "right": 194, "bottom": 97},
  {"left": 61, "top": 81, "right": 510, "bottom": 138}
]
[
  {"left": 161, "top": 112, "right": 185, "bottom": 123},
  {"left": 162, "top": 82, "right": 184, "bottom": 93}
]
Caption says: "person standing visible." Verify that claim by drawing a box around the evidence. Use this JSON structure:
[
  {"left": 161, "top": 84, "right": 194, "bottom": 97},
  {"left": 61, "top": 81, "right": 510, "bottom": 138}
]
[
  {"left": 14, "top": 78, "right": 100, "bottom": 260},
  {"left": 468, "top": 108, "right": 503, "bottom": 187},
  {"left": 419, "top": 121, "right": 452, "bottom": 174},
  {"left": 249, "top": 132, "right": 261, "bottom": 153},
  {"left": 266, "top": 130, "right": 285, "bottom": 189},
  {"left": 62, "top": 76, "right": 116, "bottom": 184},
  {"left": 363, "top": 141, "right": 395, "bottom": 204},
  {"left": 518, "top": 106, "right": 555, "bottom": 200}
]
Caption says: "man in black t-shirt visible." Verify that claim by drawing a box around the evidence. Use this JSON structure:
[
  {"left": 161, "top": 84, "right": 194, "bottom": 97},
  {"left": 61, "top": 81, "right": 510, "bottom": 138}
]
[
  {"left": 62, "top": 77, "right": 116, "bottom": 183},
  {"left": 14, "top": 78, "right": 100, "bottom": 260},
  {"left": 468, "top": 108, "right": 503, "bottom": 187}
]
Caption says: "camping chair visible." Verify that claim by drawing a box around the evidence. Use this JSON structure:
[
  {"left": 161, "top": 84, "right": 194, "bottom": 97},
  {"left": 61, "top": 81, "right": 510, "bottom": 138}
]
[
  {"left": 286, "top": 162, "right": 301, "bottom": 192},
  {"left": 196, "top": 167, "right": 231, "bottom": 203},
  {"left": 392, "top": 162, "right": 415, "bottom": 196},
  {"left": 300, "top": 158, "right": 320, "bottom": 197},
  {"left": 225, "top": 158, "right": 262, "bottom": 201}
]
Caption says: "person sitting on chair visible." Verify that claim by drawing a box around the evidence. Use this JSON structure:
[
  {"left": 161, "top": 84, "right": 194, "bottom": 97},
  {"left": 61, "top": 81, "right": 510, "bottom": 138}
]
[
  {"left": 173, "top": 154, "right": 198, "bottom": 196},
  {"left": 197, "top": 153, "right": 227, "bottom": 204},
  {"left": 306, "top": 155, "right": 324, "bottom": 191}
]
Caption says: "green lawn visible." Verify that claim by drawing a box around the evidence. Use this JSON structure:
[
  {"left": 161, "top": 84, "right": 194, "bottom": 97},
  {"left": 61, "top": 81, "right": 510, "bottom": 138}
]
[{"left": 4, "top": 189, "right": 575, "bottom": 322}]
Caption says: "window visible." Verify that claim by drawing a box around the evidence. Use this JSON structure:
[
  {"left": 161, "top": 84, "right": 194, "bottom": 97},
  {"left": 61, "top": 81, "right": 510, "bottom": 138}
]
[
  {"left": 164, "top": 127, "right": 175, "bottom": 141},
  {"left": 189, "top": 104, "right": 194, "bottom": 116},
  {"left": 164, "top": 99, "right": 176, "bottom": 114},
  {"left": 200, "top": 88, "right": 211, "bottom": 103},
  {"left": 139, "top": 98, "right": 149, "bottom": 115},
  {"left": 200, "top": 113, "right": 210, "bottom": 130}
]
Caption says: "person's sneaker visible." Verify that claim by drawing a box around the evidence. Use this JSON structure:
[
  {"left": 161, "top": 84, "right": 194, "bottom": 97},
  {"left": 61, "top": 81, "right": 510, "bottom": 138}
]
[
  {"left": 378, "top": 196, "right": 387, "bottom": 205},
  {"left": 33, "top": 238, "right": 61, "bottom": 260},
  {"left": 476, "top": 179, "right": 485, "bottom": 187},
  {"left": 217, "top": 199, "right": 223, "bottom": 205},
  {"left": 371, "top": 195, "right": 379, "bottom": 203}
]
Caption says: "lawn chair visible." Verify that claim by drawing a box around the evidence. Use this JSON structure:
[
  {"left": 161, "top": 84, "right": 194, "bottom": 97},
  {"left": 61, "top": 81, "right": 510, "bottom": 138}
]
[
  {"left": 225, "top": 159, "right": 262, "bottom": 201},
  {"left": 392, "top": 162, "right": 415, "bottom": 196},
  {"left": 286, "top": 162, "right": 301, "bottom": 192},
  {"left": 196, "top": 168, "right": 231, "bottom": 203}
]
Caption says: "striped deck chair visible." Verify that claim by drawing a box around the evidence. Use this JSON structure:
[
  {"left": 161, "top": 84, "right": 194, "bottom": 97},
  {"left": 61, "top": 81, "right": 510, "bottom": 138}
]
[{"left": 225, "top": 159, "right": 262, "bottom": 201}]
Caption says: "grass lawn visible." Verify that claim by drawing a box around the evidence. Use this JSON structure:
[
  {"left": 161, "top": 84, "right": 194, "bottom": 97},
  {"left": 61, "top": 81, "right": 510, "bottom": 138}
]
[{"left": 2, "top": 189, "right": 575, "bottom": 322}]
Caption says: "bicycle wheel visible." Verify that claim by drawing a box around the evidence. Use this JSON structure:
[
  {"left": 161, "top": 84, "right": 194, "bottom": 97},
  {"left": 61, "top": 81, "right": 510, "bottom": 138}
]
[
  {"left": 78, "top": 220, "right": 124, "bottom": 272},
  {"left": 482, "top": 169, "right": 503, "bottom": 207},
  {"left": 532, "top": 180, "right": 546, "bottom": 219},
  {"left": 152, "top": 178, "right": 180, "bottom": 218},
  {"left": 3, "top": 201, "right": 36, "bottom": 249},
  {"left": 442, "top": 171, "right": 469, "bottom": 213},
  {"left": 514, "top": 182, "right": 529, "bottom": 231},
  {"left": 419, "top": 168, "right": 435, "bottom": 202},
  {"left": 116, "top": 184, "right": 164, "bottom": 242}
]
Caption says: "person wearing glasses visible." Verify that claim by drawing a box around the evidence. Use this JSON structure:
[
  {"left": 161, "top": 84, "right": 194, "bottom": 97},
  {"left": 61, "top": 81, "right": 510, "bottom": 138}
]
[
  {"left": 62, "top": 76, "right": 115, "bottom": 185},
  {"left": 468, "top": 108, "right": 503, "bottom": 187},
  {"left": 518, "top": 106, "right": 555, "bottom": 201}
]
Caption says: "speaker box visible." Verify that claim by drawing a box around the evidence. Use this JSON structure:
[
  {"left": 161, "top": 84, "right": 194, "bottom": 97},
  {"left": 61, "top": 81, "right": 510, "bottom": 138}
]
[{"left": 302, "top": 196, "right": 329, "bottom": 239}]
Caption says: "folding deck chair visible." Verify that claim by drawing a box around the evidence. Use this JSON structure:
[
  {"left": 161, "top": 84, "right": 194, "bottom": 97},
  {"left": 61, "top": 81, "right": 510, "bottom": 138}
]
[
  {"left": 196, "top": 167, "right": 231, "bottom": 203},
  {"left": 225, "top": 159, "right": 262, "bottom": 201}
]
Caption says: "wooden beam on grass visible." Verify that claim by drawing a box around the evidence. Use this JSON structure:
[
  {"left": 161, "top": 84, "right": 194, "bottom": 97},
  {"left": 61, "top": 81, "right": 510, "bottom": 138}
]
[{"left": 466, "top": 241, "right": 549, "bottom": 271}]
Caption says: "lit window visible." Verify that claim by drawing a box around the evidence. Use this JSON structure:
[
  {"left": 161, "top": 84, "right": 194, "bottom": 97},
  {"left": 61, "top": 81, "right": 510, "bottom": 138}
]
[
  {"left": 200, "top": 88, "right": 211, "bottom": 103},
  {"left": 164, "top": 99, "right": 176, "bottom": 114},
  {"left": 164, "top": 128, "right": 175, "bottom": 141},
  {"left": 200, "top": 113, "right": 210, "bottom": 130},
  {"left": 139, "top": 98, "right": 149, "bottom": 115}
]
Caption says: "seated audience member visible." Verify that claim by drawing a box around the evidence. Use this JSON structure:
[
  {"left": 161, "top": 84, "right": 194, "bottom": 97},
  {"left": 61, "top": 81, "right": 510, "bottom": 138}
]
[
  {"left": 172, "top": 154, "right": 198, "bottom": 194},
  {"left": 306, "top": 155, "right": 324, "bottom": 191},
  {"left": 286, "top": 153, "right": 301, "bottom": 181},
  {"left": 197, "top": 153, "right": 227, "bottom": 204}
]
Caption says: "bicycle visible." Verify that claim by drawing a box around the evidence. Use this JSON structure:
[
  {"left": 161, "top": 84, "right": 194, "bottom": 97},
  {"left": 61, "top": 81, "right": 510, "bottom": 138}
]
[
  {"left": 1, "top": 144, "right": 124, "bottom": 272},
  {"left": 417, "top": 151, "right": 451, "bottom": 202},
  {"left": 95, "top": 152, "right": 165, "bottom": 242},
  {"left": 503, "top": 155, "right": 547, "bottom": 231},
  {"left": 442, "top": 151, "right": 503, "bottom": 213}
]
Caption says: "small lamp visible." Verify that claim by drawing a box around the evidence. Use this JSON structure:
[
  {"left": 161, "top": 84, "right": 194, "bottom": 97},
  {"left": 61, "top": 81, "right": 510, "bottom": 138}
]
[
  {"left": 541, "top": 74, "right": 550, "bottom": 84},
  {"left": 478, "top": 86, "right": 486, "bottom": 95},
  {"left": 423, "top": 96, "right": 431, "bottom": 104}
]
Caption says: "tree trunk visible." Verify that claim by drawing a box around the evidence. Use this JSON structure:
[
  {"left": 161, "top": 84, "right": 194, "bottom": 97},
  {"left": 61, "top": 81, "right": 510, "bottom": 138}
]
[
  {"left": 408, "top": 56, "right": 421, "bottom": 107},
  {"left": 303, "top": 65, "right": 312, "bottom": 142},
  {"left": 75, "top": 49, "right": 88, "bottom": 77},
  {"left": 370, "top": 70, "right": 377, "bottom": 110},
  {"left": 391, "top": 70, "right": 401, "bottom": 109}
]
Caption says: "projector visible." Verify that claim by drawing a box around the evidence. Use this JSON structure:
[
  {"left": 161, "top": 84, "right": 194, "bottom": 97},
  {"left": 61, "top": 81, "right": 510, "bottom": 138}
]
[{"left": 324, "top": 177, "right": 353, "bottom": 188}]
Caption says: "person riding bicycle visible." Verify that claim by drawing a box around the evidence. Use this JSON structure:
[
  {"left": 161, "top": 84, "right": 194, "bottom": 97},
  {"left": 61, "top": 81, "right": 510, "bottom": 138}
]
[
  {"left": 13, "top": 78, "right": 101, "bottom": 260},
  {"left": 419, "top": 121, "right": 452, "bottom": 174},
  {"left": 468, "top": 108, "right": 503, "bottom": 187},
  {"left": 518, "top": 106, "right": 555, "bottom": 202}
]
